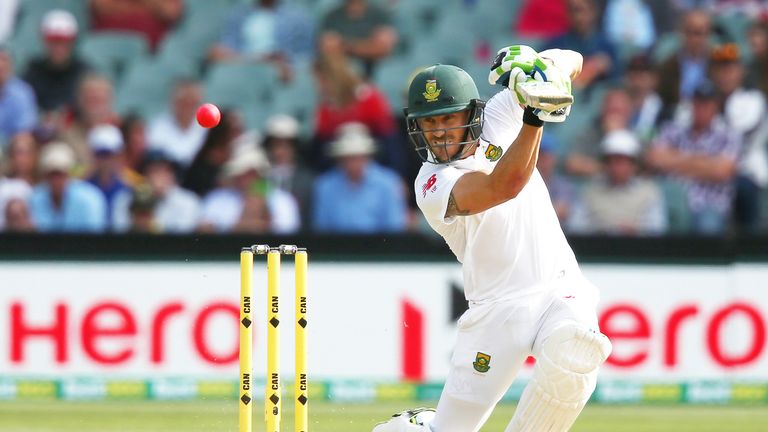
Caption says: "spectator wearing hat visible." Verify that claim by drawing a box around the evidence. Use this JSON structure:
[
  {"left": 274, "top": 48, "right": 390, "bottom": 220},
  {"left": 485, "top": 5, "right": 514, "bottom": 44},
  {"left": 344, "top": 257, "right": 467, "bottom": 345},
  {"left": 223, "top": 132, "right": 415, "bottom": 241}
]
[
  {"left": 199, "top": 148, "right": 299, "bottom": 233},
  {"left": 624, "top": 54, "right": 664, "bottom": 141},
  {"left": 86, "top": 124, "right": 130, "bottom": 229},
  {"left": 29, "top": 142, "right": 107, "bottom": 232},
  {"left": 647, "top": 81, "right": 742, "bottom": 234},
  {"left": 114, "top": 150, "right": 201, "bottom": 233},
  {"left": 312, "top": 122, "right": 407, "bottom": 233},
  {"left": 147, "top": 79, "right": 208, "bottom": 168},
  {"left": 0, "top": 45, "right": 38, "bottom": 149},
  {"left": 125, "top": 183, "right": 157, "bottom": 233},
  {"left": 262, "top": 114, "right": 314, "bottom": 227},
  {"left": 569, "top": 129, "right": 667, "bottom": 235},
  {"left": 710, "top": 43, "right": 768, "bottom": 232},
  {"left": 23, "top": 10, "right": 91, "bottom": 117},
  {"left": 536, "top": 133, "right": 576, "bottom": 227}
]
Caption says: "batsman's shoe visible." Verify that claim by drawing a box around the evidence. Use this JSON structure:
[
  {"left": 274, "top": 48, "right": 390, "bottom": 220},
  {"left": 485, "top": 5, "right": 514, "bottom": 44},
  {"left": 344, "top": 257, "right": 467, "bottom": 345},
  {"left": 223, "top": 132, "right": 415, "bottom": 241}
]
[{"left": 372, "top": 407, "right": 435, "bottom": 432}]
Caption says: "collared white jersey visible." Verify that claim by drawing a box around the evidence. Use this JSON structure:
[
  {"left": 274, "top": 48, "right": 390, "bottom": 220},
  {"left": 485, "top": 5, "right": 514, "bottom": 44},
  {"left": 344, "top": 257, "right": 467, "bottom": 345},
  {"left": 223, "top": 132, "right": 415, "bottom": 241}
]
[{"left": 415, "top": 88, "right": 579, "bottom": 302}]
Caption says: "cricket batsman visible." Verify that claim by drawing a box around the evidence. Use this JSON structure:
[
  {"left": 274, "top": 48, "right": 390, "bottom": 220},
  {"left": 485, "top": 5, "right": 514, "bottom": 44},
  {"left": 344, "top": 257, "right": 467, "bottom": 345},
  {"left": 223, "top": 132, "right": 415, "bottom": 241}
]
[{"left": 373, "top": 45, "right": 612, "bottom": 432}]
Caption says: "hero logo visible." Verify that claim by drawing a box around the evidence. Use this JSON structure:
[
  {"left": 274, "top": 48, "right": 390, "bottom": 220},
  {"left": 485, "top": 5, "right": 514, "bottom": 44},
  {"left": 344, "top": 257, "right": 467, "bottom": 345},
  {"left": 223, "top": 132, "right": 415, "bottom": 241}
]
[{"left": 421, "top": 174, "right": 437, "bottom": 197}]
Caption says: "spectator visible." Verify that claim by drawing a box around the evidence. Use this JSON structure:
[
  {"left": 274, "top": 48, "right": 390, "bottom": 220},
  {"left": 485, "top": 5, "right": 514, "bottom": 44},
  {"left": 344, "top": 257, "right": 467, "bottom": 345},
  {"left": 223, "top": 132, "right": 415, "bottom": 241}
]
[
  {"left": 536, "top": 133, "right": 576, "bottom": 226},
  {"left": 200, "top": 148, "right": 299, "bottom": 233},
  {"left": 4, "top": 198, "right": 35, "bottom": 232},
  {"left": 0, "top": 0, "right": 18, "bottom": 43},
  {"left": 183, "top": 109, "right": 245, "bottom": 197},
  {"left": 120, "top": 113, "right": 148, "bottom": 187},
  {"left": 0, "top": 177, "right": 32, "bottom": 231},
  {"left": 603, "top": 0, "right": 656, "bottom": 55},
  {"left": 262, "top": 114, "right": 314, "bottom": 228},
  {"left": 147, "top": 79, "right": 208, "bottom": 168},
  {"left": 29, "top": 142, "right": 107, "bottom": 232},
  {"left": 569, "top": 129, "right": 667, "bottom": 235},
  {"left": 647, "top": 81, "right": 741, "bottom": 234},
  {"left": 125, "top": 183, "right": 157, "bottom": 232},
  {"left": 0, "top": 45, "right": 38, "bottom": 149},
  {"left": 515, "top": 0, "right": 570, "bottom": 40},
  {"left": 545, "top": 0, "right": 618, "bottom": 94},
  {"left": 86, "top": 124, "right": 130, "bottom": 229},
  {"left": 312, "top": 123, "right": 407, "bottom": 233},
  {"left": 656, "top": 9, "right": 713, "bottom": 115},
  {"left": 116, "top": 150, "right": 200, "bottom": 233},
  {"left": 3, "top": 133, "right": 39, "bottom": 185},
  {"left": 23, "top": 10, "right": 90, "bottom": 116},
  {"left": 624, "top": 54, "right": 664, "bottom": 141},
  {"left": 318, "top": 0, "right": 398, "bottom": 78},
  {"left": 311, "top": 53, "right": 397, "bottom": 172},
  {"left": 566, "top": 86, "right": 634, "bottom": 177},
  {"left": 709, "top": 43, "right": 768, "bottom": 232},
  {"left": 58, "top": 73, "right": 120, "bottom": 173},
  {"left": 746, "top": 20, "right": 768, "bottom": 97},
  {"left": 89, "top": 0, "right": 184, "bottom": 51},
  {"left": 208, "top": 0, "right": 314, "bottom": 82}
]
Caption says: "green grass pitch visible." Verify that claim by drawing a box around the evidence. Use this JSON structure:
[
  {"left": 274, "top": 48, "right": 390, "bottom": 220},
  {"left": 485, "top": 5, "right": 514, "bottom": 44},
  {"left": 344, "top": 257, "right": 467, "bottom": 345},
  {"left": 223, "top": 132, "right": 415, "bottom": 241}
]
[{"left": 0, "top": 400, "right": 766, "bottom": 431}]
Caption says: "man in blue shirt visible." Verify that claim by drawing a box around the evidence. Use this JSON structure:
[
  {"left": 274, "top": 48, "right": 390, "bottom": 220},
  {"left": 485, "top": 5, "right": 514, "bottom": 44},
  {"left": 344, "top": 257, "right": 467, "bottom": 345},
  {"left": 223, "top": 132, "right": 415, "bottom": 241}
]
[
  {"left": 312, "top": 123, "right": 407, "bottom": 233},
  {"left": 0, "top": 44, "right": 38, "bottom": 149},
  {"left": 30, "top": 142, "right": 107, "bottom": 232}
]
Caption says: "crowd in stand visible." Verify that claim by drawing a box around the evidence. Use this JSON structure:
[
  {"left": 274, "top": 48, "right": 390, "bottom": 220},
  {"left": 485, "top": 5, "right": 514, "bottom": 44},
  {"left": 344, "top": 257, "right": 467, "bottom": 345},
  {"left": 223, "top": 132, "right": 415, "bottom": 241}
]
[{"left": 0, "top": 0, "right": 767, "bottom": 237}]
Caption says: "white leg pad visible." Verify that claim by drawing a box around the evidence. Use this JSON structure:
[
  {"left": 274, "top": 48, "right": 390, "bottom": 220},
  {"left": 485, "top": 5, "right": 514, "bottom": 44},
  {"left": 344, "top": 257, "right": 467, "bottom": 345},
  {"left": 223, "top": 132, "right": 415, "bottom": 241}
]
[{"left": 506, "top": 322, "right": 612, "bottom": 432}]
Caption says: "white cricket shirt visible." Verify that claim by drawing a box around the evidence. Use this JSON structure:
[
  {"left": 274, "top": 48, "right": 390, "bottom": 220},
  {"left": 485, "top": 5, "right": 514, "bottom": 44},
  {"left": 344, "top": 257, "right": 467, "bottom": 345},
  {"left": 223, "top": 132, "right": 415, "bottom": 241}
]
[{"left": 415, "top": 89, "right": 580, "bottom": 303}]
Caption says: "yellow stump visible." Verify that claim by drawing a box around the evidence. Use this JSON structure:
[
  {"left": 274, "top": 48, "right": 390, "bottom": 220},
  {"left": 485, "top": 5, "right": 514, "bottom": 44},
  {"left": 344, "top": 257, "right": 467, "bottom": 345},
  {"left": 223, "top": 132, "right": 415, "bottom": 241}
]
[
  {"left": 266, "top": 250, "right": 281, "bottom": 432},
  {"left": 239, "top": 249, "right": 254, "bottom": 432},
  {"left": 295, "top": 250, "right": 308, "bottom": 432}
]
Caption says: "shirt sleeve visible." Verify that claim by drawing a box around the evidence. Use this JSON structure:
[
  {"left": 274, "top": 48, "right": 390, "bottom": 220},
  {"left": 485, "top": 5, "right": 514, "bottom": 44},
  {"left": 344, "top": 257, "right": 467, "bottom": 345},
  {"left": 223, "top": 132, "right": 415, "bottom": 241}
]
[
  {"left": 415, "top": 165, "right": 465, "bottom": 227},
  {"left": 480, "top": 89, "right": 524, "bottom": 154}
]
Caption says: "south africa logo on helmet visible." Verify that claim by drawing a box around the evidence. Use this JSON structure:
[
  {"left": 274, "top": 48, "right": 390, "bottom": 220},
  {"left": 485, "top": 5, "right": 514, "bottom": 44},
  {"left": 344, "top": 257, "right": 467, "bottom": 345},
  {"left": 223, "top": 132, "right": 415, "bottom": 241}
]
[
  {"left": 423, "top": 80, "right": 441, "bottom": 102},
  {"left": 473, "top": 352, "right": 491, "bottom": 373}
]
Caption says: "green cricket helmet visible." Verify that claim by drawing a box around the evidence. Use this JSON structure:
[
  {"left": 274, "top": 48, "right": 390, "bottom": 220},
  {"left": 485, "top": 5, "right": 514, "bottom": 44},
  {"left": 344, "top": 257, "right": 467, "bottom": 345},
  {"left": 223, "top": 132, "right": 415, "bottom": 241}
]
[{"left": 404, "top": 64, "right": 485, "bottom": 163}]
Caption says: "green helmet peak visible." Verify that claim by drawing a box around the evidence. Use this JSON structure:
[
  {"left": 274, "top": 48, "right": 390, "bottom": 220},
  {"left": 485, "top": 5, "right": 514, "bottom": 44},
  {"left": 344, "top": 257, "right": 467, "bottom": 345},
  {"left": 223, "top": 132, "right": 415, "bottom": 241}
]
[{"left": 404, "top": 64, "right": 485, "bottom": 164}]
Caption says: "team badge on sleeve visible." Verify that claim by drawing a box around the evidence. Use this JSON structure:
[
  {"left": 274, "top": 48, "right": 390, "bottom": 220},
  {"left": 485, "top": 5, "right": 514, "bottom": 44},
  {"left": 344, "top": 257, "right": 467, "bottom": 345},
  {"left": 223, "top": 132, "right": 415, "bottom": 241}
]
[
  {"left": 423, "top": 80, "right": 441, "bottom": 102},
  {"left": 485, "top": 144, "right": 503, "bottom": 162},
  {"left": 473, "top": 352, "right": 491, "bottom": 373}
]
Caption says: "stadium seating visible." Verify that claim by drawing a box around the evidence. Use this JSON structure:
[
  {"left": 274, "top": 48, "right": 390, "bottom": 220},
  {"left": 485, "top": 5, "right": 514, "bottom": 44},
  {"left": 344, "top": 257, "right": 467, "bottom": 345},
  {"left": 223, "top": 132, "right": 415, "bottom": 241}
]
[
  {"left": 204, "top": 62, "right": 280, "bottom": 113},
  {"left": 116, "top": 58, "right": 196, "bottom": 119},
  {"left": 79, "top": 32, "right": 150, "bottom": 84}
]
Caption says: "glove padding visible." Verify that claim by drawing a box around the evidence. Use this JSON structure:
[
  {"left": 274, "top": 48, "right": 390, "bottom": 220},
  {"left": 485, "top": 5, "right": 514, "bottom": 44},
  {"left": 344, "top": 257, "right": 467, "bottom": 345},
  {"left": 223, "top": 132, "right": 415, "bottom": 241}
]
[{"left": 489, "top": 45, "right": 574, "bottom": 121}]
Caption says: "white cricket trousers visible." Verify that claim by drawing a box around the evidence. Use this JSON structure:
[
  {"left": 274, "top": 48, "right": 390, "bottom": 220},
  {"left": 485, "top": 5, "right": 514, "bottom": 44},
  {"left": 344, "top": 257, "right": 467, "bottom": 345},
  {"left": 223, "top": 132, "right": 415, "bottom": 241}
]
[{"left": 431, "top": 274, "right": 601, "bottom": 432}]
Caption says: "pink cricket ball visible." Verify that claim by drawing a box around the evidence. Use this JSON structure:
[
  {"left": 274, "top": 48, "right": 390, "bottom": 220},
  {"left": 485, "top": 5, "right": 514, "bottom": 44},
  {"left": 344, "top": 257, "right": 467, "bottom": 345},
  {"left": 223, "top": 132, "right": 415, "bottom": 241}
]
[{"left": 196, "top": 103, "right": 221, "bottom": 128}]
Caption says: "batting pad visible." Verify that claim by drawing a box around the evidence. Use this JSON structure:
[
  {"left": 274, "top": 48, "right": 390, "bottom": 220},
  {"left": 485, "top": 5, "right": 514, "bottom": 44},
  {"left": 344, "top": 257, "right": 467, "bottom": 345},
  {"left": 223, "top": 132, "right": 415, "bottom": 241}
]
[{"left": 506, "top": 322, "right": 612, "bottom": 432}]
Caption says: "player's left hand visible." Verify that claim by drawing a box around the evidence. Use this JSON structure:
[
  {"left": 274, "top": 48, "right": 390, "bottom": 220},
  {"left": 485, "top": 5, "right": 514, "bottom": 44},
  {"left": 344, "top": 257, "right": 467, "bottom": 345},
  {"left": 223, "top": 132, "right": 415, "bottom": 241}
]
[{"left": 488, "top": 45, "right": 542, "bottom": 86}]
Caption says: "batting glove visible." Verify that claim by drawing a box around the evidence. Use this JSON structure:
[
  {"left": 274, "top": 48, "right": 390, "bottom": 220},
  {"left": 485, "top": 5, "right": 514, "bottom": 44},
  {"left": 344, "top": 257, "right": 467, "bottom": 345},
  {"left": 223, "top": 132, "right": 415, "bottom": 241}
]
[{"left": 489, "top": 45, "right": 574, "bottom": 115}]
